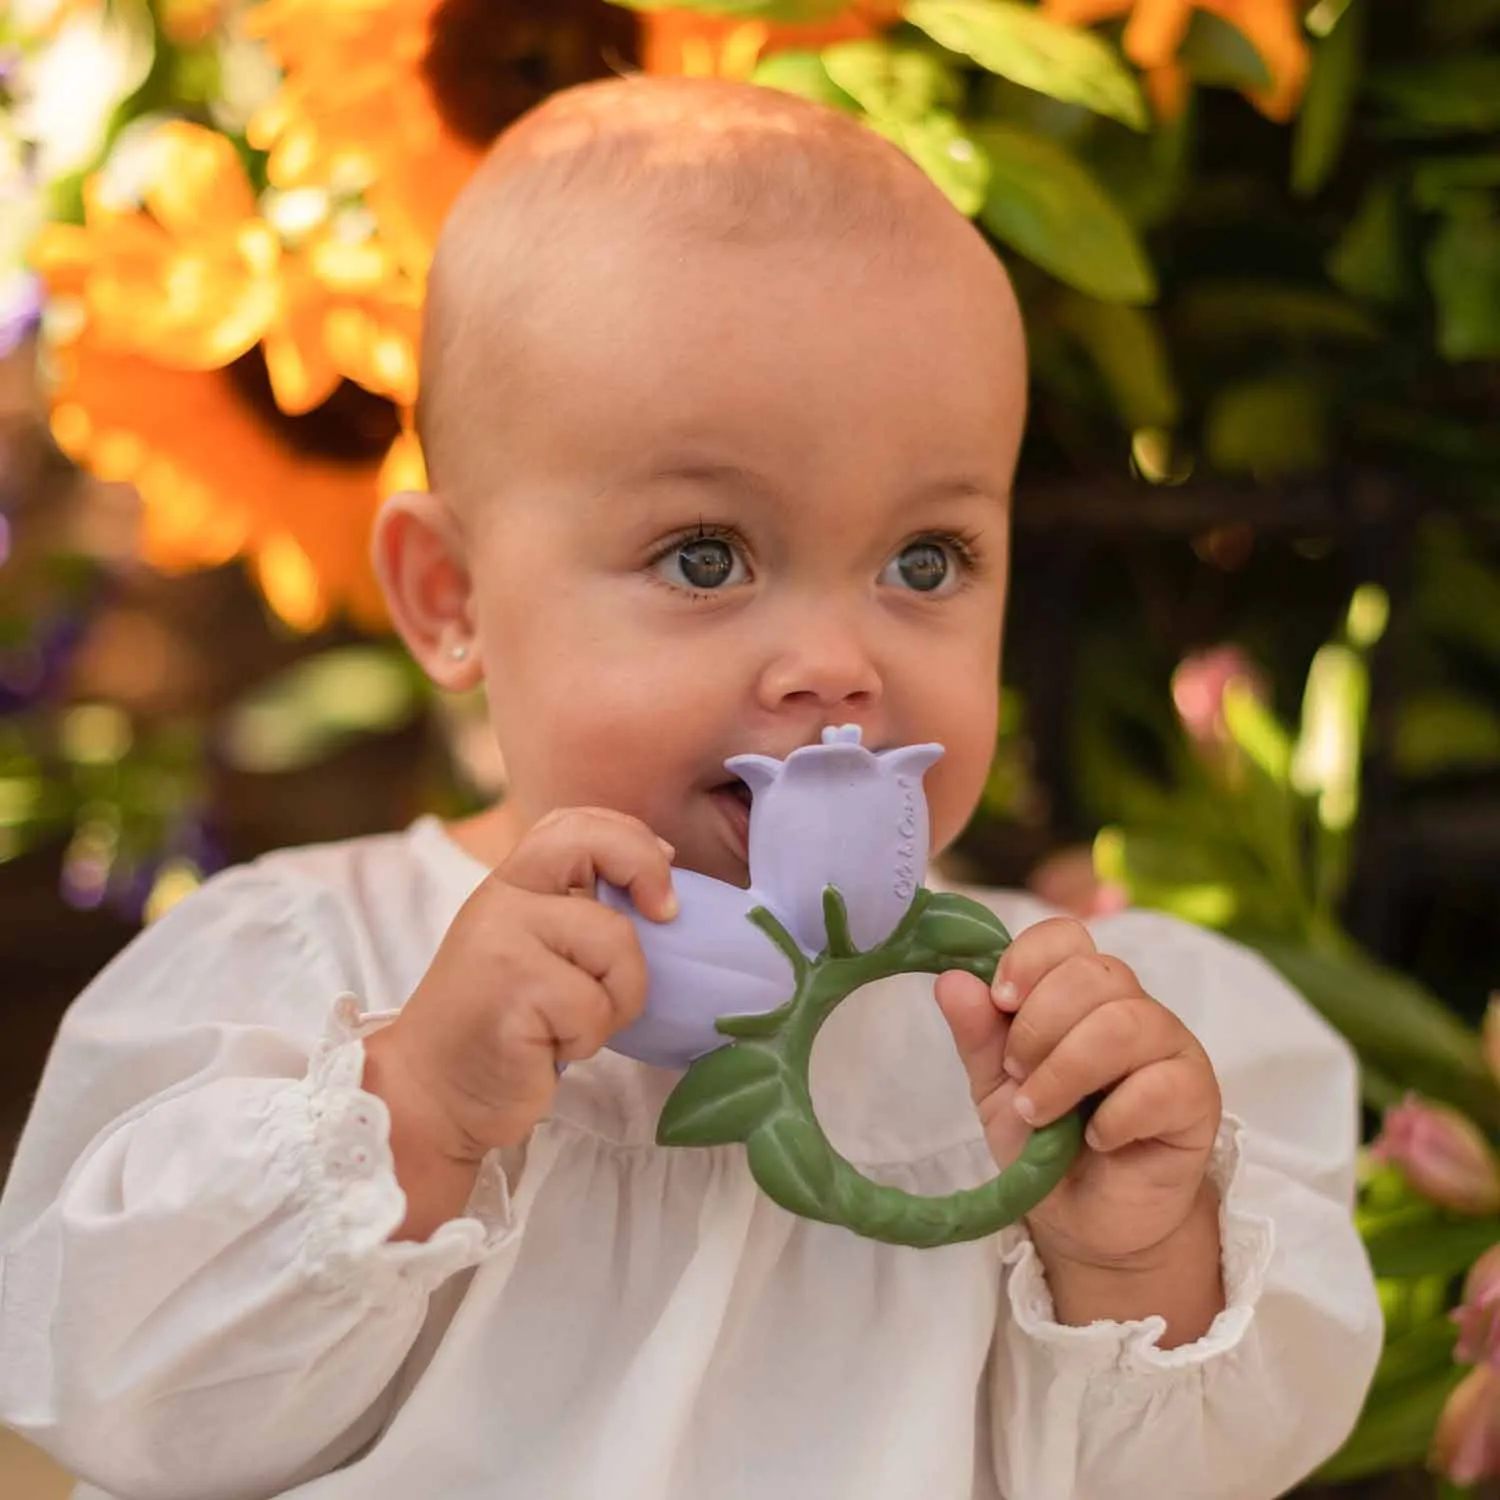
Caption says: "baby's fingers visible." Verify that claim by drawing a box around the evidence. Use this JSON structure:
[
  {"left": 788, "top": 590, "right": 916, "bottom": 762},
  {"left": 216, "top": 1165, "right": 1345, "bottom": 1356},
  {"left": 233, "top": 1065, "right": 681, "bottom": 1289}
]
[
  {"left": 527, "top": 897, "right": 649, "bottom": 1033},
  {"left": 500, "top": 807, "right": 678, "bottom": 922},
  {"left": 1080, "top": 1056, "right": 1221, "bottom": 1154},
  {"left": 993, "top": 917, "right": 1096, "bottom": 1012},
  {"left": 1011, "top": 997, "right": 1189, "bottom": 1128},
  {"left": 934, "top": 970, "right": 1011, "bottom": 1103}
]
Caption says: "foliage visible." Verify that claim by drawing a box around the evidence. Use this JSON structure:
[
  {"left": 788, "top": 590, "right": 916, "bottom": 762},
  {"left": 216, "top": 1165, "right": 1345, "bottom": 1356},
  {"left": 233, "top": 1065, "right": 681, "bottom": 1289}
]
[{"left": 3, "top": 2, "right": 1500, "bottom": 1487}]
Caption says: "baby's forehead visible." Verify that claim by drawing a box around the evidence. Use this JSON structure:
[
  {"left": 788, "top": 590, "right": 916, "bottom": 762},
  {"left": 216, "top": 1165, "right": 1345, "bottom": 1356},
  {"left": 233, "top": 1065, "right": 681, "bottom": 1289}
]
[{"left": 419, "top": 77, "right": 1016, "bottom": 493}]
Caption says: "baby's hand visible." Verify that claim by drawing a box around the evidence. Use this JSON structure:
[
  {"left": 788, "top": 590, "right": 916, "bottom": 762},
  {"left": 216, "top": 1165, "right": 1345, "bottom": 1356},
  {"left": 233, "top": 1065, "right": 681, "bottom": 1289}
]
[
  {"left": 367, "top": 809, "right": 677, "bottom": 1169},
  {"left": 935, "top": 917, "right": 1222, "bottom": 1269}
]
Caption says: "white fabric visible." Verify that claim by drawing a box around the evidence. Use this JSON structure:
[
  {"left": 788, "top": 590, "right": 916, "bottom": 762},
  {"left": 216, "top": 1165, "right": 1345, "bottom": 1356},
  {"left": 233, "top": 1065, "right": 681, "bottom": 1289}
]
[{"left": 0, "top": 816, "right": 1382, "bottom": 1500}]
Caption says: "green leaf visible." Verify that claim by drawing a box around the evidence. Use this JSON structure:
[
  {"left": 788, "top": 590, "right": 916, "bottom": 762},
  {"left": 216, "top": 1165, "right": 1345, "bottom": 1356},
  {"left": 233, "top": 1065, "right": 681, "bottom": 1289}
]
[
  {"left": 1052, "top": 292, "right": 1180, "bottom": 428},
  {"left": 657, "top": 1044, "right": 784, "bottom": 1147},
  {"left": 872, "top": 111, "right": 992, "bottom": 216},
  {"left": 1318, "top": 1365, "right": 1466, "bottom": 1481},
  {"left": 905, "top": 0, "right": 1148, "bottom": 130},
  {"left": 1292, "top": 642, "right": 1368, "bottom": 834},
  {"left": 974, "top": 125, "right": 1155, "bottom": 303},
  {"left": 1292, "top": 0, "right": 1365, "bottom": 198},
  {"left": 1176, "top": 281, "right": 1381, "bottom": 343},
  {"left": 746, "top": 1115, "right": 836, "bottom": 1219},
  {"left": 1179, "top": 10, "right": 1271, "bottom": 93},
  {"left": 1206, "top": 376, "right": 1330, "bottom": 480},
  {"left": 1365, "top": 1214, "right": 1500, "bottom": 1280},
  {"left": 911, "top": 891, "right": 1013, "bottom": 959},
  {"left": 1426, "top": 199, "right": 1500, "bottom": 362},
  {"left": 1328, "top": 179, "right": 1411, "bottom": 305},
  {"left": 1369, "top": 59, "right": 1500, "bottom": 136},
  {"left": 1417, "top": 519, "right": 1500, "bottom": 666},
  {"left": 821, "top": 886, "right": 856, "bottom": 957},
  {"left": 1413, "top": 155, "right": 1500, "bottom": 211},
  {"left": 1396, "top": 690, "right": 1500, "bottom": 777},
  {"left": 821, "top": 40, "right": 960, "bottom": 120},
  {"left": 973, "top": 73, "right": 1095, "bottom": 143},
  {"left": 221, "top": 647, "right": 421, "bottom": 774},
  {"left": 1371, "top": 1315, "right": 1462, "bottom": 1391},
  {"left": 751, "top": 49, "right": 861, "bottom": 111},
  {"left": 1244, "top": 938, "right": 1500, "bottom": 1128}
]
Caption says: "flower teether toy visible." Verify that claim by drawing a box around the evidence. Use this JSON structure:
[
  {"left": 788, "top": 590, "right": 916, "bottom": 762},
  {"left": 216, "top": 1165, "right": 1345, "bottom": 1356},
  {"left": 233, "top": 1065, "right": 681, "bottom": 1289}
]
[{"left": 597, "top": 726, "right": 1082, "bottom": 1249}]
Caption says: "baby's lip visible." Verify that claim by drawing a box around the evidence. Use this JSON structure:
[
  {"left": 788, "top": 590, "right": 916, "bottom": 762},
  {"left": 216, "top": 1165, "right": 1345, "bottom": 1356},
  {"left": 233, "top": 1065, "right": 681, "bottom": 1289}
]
[{"left": 708, "top": 730, "right": 889, "bottom": 778}]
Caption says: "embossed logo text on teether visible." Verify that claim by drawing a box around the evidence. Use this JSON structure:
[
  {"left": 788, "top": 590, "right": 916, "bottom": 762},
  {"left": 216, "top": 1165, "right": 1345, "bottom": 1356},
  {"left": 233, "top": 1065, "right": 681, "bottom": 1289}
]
[{"left": 894, "top": 775, "right": 918, "bottom": 902}]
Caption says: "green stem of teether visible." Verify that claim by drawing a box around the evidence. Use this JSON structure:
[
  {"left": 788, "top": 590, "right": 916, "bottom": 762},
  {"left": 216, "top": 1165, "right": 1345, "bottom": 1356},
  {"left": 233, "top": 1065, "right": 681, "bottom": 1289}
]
[{"left": 656, "top": 888, "right": 1083, "bottom": 1250}]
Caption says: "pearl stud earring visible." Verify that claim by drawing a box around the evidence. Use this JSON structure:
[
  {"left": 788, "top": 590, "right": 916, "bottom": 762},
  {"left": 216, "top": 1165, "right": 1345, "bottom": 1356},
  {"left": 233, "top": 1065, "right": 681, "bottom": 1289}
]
[{"left": 448, "top": 643, "right": 469, "bottom": 662}]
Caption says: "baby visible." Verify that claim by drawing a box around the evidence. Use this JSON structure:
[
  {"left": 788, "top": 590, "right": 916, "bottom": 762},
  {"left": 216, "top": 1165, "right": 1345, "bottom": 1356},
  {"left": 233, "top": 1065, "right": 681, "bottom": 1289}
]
[{"left": 0, "top": 76, "right": 1380, "bottom": 1500}]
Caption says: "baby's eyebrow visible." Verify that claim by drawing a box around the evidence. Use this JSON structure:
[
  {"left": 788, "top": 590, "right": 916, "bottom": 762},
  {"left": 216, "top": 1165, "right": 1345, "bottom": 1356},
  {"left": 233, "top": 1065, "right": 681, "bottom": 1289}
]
[
  {"left": 633, "top": 460, "right": 1006, "bottom": 515},
  {"left": 641, "top": 459, "right": 780, "bottom": 503}
]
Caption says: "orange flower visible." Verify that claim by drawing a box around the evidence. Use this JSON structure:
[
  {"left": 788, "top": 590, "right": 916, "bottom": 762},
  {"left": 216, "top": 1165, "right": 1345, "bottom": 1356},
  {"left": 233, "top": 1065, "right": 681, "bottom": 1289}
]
[
  {"left": 1039, "top": 0, "right": 1309, "bottom": 120},
  {"left": 45, "top": 331, "right": 426, "bottom": 630},
  {"left": 31, "top": 122, "right": 422, "bottom": 413},
  {"left": 247, "top": 0, "right": 637, "bottom": 277},
  {"left": 642, "top": 1, "right": 903, "bottom": 78},
  {"left": 30, "top": 121, "right": 425, "bottom": 628}
]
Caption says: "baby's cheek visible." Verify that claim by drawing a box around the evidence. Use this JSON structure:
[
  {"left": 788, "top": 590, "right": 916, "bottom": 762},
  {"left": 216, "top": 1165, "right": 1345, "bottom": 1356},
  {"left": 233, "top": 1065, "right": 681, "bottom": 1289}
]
[{"left": 924, "top": 747, "right": 990, "bottom": 856}]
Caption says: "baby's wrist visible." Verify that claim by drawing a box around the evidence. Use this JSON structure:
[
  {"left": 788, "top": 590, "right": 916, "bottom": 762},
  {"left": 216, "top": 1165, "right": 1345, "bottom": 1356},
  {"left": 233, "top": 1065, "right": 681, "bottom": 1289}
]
[
  {"left": 1033, "top": 1178, "right": 1221, "bottom": 1277},
  {"left": 363, "top": 1025, "right": 487, "bottom": 1167},
  {"left": 1027, "top": 1182, "right": 1225, "bottom": 1345}
]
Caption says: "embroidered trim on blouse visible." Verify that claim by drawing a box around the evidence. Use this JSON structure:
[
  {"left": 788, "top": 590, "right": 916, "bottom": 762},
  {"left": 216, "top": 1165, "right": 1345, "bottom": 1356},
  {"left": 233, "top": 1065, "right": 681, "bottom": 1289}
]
[
  {"left": 263, "top": 993, "right": 517, "bottom": 1302},
  {"left": 998, "top": 1114, "right": 1275, "bottom": 1376}
]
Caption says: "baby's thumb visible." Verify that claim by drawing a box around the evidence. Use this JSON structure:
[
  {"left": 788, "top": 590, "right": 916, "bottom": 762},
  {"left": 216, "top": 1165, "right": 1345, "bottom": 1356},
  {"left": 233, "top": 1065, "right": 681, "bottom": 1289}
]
[{"left": 934, "top": 970, "right": 1011, "bottom": 1104}]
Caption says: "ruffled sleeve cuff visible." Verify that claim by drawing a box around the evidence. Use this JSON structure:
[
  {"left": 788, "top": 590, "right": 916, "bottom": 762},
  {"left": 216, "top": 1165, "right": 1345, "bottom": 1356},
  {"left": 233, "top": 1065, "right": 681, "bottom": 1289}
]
[
  {"left": 264, "top": 994, "right": 520, "bottom": 1303},
  {"left": 998, "top": 1114, "right": 1275, "bottom": 1377}
]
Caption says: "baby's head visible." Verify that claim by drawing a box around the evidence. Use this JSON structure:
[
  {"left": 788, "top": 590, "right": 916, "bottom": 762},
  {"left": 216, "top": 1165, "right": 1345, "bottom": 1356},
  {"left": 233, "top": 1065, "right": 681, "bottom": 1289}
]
[{"left": 374, "top": 74, "right": 1028, "bottom": 887}]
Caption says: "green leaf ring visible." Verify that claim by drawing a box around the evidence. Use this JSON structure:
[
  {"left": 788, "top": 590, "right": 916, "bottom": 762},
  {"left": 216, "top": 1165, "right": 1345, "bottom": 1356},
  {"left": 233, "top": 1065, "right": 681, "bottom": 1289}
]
[{"left": 656, "top": 886, "right": 1084, "bottom": 1249}]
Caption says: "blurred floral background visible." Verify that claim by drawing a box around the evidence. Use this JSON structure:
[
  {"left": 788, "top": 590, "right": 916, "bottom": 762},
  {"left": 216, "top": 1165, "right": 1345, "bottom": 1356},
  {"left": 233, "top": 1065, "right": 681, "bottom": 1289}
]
[{"left": 2, "top": 0, "right": 1499, "bottom": 1493}]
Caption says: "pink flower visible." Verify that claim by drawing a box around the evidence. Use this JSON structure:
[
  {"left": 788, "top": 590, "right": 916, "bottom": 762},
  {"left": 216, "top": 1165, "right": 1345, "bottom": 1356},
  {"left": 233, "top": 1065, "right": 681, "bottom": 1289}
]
[
  {"left": 1171, "top": 645, "right": 1268, "bottom": 749},
  {"left": 1371, "top": 1095, "right": 1500, "bottom": 1216},
  {"left": 1433, "top": 1364, "right": 1500, "bottom": 1484},
  {"left": 1484, "top": 994, "right": 1500, "bottom": 1087},
  {"left": 1454, "top": 1246, "right": 1500, "bottom": 1368}
]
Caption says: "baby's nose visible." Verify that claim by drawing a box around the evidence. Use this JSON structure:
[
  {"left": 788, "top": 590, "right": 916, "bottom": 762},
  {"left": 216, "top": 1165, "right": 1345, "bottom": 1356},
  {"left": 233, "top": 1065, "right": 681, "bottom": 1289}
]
[{"left": 755, "top": 620, "right": 881, "bottom": 712}]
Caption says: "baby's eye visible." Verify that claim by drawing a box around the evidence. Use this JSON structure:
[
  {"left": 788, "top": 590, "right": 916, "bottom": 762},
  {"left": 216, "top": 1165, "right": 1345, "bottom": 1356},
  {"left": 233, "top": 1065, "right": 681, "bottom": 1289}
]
[
  {"left": 882, "top": 540, "right": 954, "bottom": 594},
  {"left": 653, "top": 534, "right": 750, "bottom": 593}
]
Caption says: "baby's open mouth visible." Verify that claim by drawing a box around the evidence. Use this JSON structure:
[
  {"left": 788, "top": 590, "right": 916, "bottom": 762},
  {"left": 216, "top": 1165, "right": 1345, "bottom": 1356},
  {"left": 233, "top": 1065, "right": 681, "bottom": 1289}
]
[
  {"left": 710, "top": 776, "right": 753, "bottom": 858},
  {"left": 716, "top": 777, "right": 752, "bottom": 810}
]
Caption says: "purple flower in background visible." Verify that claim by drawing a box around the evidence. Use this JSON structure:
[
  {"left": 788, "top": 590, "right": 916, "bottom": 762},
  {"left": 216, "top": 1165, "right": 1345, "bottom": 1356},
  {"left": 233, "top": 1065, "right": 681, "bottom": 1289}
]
[
  {"left": 0, "top": 272, "right": 41, "bottom": 358},
  {"left": 599, "top": 725, "right": 944, "bottom": 1068}
]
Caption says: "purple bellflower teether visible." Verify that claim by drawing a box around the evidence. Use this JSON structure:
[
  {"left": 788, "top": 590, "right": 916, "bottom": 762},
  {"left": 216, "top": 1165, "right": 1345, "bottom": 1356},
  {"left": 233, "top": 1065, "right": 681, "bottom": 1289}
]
[{"left": 597, "top": 726, "right": 1082, "bottom": 1249}]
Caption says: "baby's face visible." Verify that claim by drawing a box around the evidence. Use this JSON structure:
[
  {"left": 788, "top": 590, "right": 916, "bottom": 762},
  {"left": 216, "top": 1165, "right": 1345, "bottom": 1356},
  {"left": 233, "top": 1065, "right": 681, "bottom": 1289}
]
[{"left": 459, "top": 218, "right": 1026, "bottom": 887}]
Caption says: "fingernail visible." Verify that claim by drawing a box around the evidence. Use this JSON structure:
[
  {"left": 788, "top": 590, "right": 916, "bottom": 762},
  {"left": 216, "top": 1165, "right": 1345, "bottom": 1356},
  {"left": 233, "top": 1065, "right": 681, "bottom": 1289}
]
[
  {"left": 1085, "top": 1122, "right": 1102, "bottom": 1150},
  {"left": 1004, "top": 1056, "right": 1027, "bottom": 1082},
  {"left": 993, "top": 980, "right": 1019, "bottom": 1012},
  {"left": 657, "top": 838, "right": 676, "bottom": 860},
  {"left": 1014, "top": 1095, "right": 1036, "bottom": 1124},
  {"left": 660, "top": 890, "right": 680, "bottom": 920}
]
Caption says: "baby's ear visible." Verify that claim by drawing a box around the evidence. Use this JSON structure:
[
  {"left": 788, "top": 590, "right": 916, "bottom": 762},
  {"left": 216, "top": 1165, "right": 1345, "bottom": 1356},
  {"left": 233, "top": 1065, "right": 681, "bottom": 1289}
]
[{"left": 370, "top": 489, "right": 481, "bottom": 690}]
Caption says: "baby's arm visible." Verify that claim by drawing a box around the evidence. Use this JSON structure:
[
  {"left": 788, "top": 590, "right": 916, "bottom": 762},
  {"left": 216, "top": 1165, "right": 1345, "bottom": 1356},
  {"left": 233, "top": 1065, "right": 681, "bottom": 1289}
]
[
  {"left": 0, "top": 868, "right": 509, "bottom": 1500},
  {"left": 984, "top": 908, "right": 1383, "bottom": 1500}
]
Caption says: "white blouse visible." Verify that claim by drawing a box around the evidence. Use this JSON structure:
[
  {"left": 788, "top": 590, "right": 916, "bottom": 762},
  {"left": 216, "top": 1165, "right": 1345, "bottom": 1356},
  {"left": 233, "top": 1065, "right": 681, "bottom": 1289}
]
[{"left": 0, "top": 816, "right": 1382, "bottom": 1500}]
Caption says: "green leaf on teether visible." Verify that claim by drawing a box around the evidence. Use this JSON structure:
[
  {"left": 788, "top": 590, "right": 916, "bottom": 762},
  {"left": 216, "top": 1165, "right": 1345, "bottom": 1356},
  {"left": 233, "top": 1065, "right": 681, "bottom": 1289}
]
[
  {"left": 746, "top": 1115, "right": 837, "bottom": 1221},
  {"left": 911, "top": 892, "right": 1014, "bottom": 961},
  {"left": 822, "top": 887, "right": 857, "bottom": 957},
  {"left": 657, "top": 1044, "right": 784, "bottom": 1147}
]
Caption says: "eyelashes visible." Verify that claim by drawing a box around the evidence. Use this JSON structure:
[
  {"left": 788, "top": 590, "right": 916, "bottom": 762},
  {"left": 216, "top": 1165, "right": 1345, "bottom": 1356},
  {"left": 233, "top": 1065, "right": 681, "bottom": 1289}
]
[{"left": 644, "top": 522, "right": 988, "bottom": 600}]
